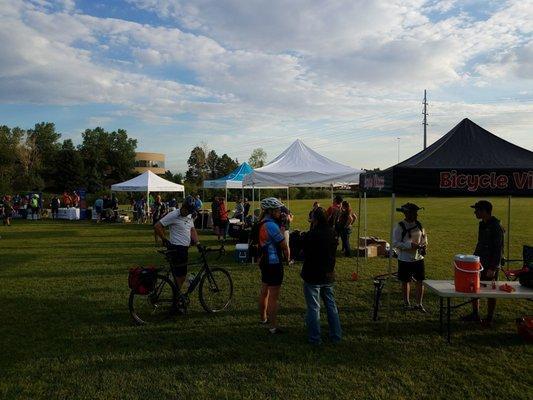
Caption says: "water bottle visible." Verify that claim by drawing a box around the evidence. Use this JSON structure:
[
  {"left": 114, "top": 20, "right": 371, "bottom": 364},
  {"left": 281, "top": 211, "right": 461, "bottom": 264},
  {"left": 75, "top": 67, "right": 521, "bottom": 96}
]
[{"left": 187, "top": 273, "right": 195, "bottom": 287}]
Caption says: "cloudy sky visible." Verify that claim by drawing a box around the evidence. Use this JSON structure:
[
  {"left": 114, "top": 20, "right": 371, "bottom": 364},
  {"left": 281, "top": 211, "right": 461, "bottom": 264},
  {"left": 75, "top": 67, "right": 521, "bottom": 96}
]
[{"left": 1, "top": 0, "right": 532, "bottom": 172}]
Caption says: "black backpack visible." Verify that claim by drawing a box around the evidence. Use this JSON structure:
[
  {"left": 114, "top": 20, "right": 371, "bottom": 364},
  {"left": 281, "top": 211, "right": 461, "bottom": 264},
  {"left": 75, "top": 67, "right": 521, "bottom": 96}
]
[{"left": 399, "top": 221, "right": 424, "bottom": 241}]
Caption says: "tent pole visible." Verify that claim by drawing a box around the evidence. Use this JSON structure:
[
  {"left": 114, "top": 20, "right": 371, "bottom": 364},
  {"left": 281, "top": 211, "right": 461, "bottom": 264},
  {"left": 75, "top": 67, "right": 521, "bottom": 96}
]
[
  {"left": 330, "top": 185, "right": 333, "bottom": 203},
  {"left": 356, "top": 190, "right": 362, "bottom": 274},
  {"left": 225, "top": 187, "right": 228, "bottom": 203},
  {"left": 507, "top": 195, "right": 511, "bottom": 262},
  {"left": 259, "top": 188, "right": 261, "bottom": 201},
  {"left": 286, "top": 187, "right": 289, "bottom": 206},
  {"left": 241, "top": 186, "right": 245, "bottom": 223},
  {"left": 363, "top": 192, "right": 368, "bottom": 262},
  {"left": 386, "top": 193, "right": 396, "bottom": 330}
]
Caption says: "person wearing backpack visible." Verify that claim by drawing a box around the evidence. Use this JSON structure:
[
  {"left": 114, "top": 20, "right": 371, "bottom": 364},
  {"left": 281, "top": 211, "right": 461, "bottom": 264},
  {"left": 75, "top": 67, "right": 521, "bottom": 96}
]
[
  {"left": 392, "top": 203, "right": 428, "bottom": 312},
  {"left": 257, "top": 197, "right": 290, "bottom": 335}
]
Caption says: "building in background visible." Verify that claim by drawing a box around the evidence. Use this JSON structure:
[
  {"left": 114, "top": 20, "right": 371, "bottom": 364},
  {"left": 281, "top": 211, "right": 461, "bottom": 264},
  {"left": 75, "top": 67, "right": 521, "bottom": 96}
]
[{"left": 134, "top": 152, "right": 166, "bottom": 174}]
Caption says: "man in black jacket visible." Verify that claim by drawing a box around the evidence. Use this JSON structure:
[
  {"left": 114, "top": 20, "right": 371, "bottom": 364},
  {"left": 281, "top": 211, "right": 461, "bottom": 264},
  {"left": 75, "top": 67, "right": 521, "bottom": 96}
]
[
  {"left": 463, "top": 200, "right": 504, "bottom": 326},
  {"left": 301, "top": 207, "right": 342, "bottom": 344}
]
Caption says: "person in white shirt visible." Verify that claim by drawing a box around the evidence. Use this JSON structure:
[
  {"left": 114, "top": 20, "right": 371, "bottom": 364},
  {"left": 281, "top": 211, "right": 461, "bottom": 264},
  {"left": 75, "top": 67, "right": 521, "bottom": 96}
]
[
  {"left": 154, "top": 195, "right": 199, "bottom": 291},
  {"left": 392, "top": 203, "right": 428, "bottom": 312}
]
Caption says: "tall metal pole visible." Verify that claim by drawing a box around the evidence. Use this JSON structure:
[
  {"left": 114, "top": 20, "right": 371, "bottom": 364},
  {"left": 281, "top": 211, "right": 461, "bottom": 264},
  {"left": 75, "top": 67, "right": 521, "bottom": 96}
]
[
  {"left": 507, "top": 195, "right": 511, "bottom": 262},
  {"left": 423, "top": 89, "right": 428, "bottom": 149},
  {"left": 397, "top": 137, "right": 401, "bottom": 163}
]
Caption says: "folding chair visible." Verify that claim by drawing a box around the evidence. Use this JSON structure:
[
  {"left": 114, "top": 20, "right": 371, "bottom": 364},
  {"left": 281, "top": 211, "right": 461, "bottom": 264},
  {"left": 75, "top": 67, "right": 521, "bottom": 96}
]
[{"left": 501, "top": 245, "right": 533, "bottom": 281}]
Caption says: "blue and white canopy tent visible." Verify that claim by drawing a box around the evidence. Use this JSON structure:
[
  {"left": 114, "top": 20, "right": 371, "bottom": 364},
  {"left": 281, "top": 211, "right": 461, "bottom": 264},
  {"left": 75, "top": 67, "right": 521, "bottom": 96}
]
[{"left": 203, "top": 161, "right": 287, "bottom": 202}]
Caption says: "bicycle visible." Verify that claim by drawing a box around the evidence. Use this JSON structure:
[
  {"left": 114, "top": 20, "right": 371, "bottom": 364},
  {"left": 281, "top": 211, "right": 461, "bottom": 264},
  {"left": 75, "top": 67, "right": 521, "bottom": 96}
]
[{"left": 129, "top": 243, "right": 233, "bottom": 325}]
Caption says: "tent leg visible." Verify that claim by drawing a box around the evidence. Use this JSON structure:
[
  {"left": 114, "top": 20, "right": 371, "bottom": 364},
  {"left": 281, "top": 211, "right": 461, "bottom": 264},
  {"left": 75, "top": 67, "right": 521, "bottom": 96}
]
[
  {"left": 331, "top": 185, "right": 334, "bottom": 203},
  {"left": 386, "top": 193, "right": 396, "bottom": 330},
  {"left": 363, "top": 192, "right": 368, "bottom": 261},
  {"left": 225, "top": 187, "right": 228, "bottom": 203},
  {"left": 259, "top": 189, "right": 261, "bottom": 201},
  {"left": 252, "top": 185, "right": 255, "bottom": 212},
  {"left": 507, "top": 195, "right": 511, "bottom": 262},
  {"left": 356, "top": 191, "right": 362, "bottom": 274}
]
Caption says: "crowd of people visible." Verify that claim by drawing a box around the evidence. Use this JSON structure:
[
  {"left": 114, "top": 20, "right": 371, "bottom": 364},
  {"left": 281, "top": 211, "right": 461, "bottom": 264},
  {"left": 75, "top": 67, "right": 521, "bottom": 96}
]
[
  {"left": 154, "top": 193, "right": 505, "bottom": 343},
  {"left": 0, "top": 193, "right": 43, "bottom": 221}
]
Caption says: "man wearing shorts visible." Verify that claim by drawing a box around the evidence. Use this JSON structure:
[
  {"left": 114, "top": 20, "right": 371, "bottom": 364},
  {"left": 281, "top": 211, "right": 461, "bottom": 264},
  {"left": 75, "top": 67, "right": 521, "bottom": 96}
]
[
  {"left": 393, "top": 203, "right": 428, "bottom": 312},
  {"left": 154, "top": 195, "right": 199, "bottom": 292},
  {"left": 462, "top": 200, "right": 504, "bottom": 326},
  {"left": 258, "top": 197, "right": 290, "bottom": 334}
]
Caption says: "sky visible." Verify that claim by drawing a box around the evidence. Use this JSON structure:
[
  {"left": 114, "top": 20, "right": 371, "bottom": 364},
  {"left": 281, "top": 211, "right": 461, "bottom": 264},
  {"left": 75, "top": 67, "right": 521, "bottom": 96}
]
[{"left": 0, "top": 0, "right": 532, "bottom": 173}]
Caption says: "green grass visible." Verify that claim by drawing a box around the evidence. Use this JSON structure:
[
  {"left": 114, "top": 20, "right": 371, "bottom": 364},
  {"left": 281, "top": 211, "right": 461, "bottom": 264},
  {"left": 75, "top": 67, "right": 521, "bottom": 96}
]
[{"left": 1, "top": 197, "right": 532, "bottom": 399}]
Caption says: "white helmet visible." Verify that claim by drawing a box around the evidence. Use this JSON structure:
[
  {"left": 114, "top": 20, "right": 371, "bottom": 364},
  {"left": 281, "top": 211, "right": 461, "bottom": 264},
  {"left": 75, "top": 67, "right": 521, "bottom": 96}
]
[{"left": 260, "top": 197, "right": 284, "bottom": 210}]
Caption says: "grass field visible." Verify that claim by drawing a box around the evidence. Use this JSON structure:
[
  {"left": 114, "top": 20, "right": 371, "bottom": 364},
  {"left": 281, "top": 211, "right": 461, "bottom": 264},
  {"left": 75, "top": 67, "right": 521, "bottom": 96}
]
[{"left": 1, "top": 197, "right": 532, "bottom": 399}]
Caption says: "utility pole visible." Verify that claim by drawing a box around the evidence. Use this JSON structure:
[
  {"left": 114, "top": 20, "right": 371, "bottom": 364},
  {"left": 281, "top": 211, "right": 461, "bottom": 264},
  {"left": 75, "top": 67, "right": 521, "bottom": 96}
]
[
  {"left": 397, "top": 137, "right": 401, "bottom": 163},
  {"left": 422, "top": 89, "right": 428, "bottom": 149}
]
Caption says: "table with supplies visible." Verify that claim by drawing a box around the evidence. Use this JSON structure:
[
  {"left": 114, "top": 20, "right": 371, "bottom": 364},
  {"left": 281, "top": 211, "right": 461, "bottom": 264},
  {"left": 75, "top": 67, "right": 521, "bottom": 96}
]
[
  {"left": 56, "top": 207, "right": 80, "bottom": 220},
  {"left": 424, "top": 280, "right": 533, "bottom": 343}
]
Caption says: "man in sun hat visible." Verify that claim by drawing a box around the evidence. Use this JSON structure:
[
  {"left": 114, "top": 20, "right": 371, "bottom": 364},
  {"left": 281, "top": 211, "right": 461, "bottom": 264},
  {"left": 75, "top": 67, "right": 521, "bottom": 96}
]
[
  {"left": 392, "top": 202, "right": 428, "bottom": 312},
  {"left": 462, "top": 200, "right": 504, "bottom": 327}
]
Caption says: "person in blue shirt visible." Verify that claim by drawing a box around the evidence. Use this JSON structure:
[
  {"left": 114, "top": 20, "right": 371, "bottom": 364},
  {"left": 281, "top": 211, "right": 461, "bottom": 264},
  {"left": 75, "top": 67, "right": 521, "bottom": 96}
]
[
  {"left": 257, "top": 197, "right": 290, "bottom": 334},
  {"left": 194, "top": 194, "right": 203, "bottom": 210}
]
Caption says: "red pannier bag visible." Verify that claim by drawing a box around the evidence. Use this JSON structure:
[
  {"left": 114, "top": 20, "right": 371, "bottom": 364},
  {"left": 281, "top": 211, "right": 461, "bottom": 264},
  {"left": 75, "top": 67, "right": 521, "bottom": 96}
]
[{"left": 128, "top": 267, "right": 157, "bottom": 295}]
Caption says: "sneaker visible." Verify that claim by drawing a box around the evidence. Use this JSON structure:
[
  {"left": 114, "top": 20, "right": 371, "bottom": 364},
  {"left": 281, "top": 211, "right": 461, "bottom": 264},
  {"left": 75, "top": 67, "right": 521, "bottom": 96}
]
[
  {"left": 259, "top": 319, "right": 269, "bottom": 325},
  {"left": 415, "top": 304, "right": 427, "bottom": 313},
  {"left": 269, "top": 327, "right": 284, "bottom": 335},
  {"left": 460, "top": 313, "right": 481, "bottom": 322}
]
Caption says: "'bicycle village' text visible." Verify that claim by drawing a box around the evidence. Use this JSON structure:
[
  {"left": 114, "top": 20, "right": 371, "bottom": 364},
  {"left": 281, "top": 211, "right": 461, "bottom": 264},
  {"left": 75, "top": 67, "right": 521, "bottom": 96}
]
[{"left": 439, "top": 170, "right": 533, "bottom": 192}]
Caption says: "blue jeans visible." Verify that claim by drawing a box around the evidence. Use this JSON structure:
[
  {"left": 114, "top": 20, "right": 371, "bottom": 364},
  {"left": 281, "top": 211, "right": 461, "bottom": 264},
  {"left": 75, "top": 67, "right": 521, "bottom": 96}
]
[{"left": 303, "top": 282, "right": 342, "bottom": 344}]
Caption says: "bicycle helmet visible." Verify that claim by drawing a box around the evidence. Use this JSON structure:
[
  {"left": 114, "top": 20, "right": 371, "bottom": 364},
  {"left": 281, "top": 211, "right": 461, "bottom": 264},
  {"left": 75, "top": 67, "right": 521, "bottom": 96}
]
[
  {"left": 183, "top": 195, "right": 199, "bottom": 214},
  {"left": 260, "top": 197, "right": 284, "bottom": 210}
]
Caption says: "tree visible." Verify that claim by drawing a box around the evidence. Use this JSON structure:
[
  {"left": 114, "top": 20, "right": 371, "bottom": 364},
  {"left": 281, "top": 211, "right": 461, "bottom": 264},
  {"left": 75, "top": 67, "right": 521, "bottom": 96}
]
[
  {"left": 248, "top": 148, "right": 267, "bottom": 168},
  {"left": 185, "top": 146, "right": 207, "bottom": 185},
  {"left": 218, "top": 153, "right": 238, "bottom": 176},
  {"left": 163, "top": 170, "right": 183, "bottom": 184},
  {"left": 54, "top": 139, "right": 85, "bottom": 191},
  {"left": 205, "top": 150, "right": 221, "bottom": 179},
  {"left": 0, "top": 125, "right": 24, "bottom": 193},
  {"left": 79, "top": 127, "right": 137, "bottom": 192},
  {"left": 26, "top": 122, "right": 61, "bottom": 189}
]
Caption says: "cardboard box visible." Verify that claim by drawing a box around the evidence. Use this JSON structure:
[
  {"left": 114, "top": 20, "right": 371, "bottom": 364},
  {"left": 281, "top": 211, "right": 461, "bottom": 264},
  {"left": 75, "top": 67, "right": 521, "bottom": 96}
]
[
  {"left": 359, "top": 236, "right": 379, "bottom": 247},
  {"left": 357, "top": 245, "right": 378, "bottom": 258},
  {"left": 374, "top": 240, "right": 389, "bottom": 256}
]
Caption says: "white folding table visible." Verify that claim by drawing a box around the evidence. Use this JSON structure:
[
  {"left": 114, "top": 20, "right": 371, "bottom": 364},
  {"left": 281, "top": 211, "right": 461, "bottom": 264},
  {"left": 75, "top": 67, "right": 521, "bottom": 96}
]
[{"left": 424, "top": 280, "right": 533, "bottom": 343}]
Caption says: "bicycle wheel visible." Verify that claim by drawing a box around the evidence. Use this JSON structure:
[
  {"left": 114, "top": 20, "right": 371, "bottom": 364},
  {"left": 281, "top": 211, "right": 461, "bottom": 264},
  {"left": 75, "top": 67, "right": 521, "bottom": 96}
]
[
  {"left": 129, "top": 274, "right": 177, "bottom": 324},
  {"left": 199, "top": 267, "right": 233, "bottom": 313}
]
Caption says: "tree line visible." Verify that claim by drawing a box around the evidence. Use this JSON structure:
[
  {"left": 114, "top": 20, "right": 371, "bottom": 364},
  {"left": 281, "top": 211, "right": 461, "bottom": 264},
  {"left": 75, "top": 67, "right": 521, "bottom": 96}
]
[
  {"left": 0, "top": 121, "right": 270, "bottom": 196},
  {"left": 0, "top": 122, "right": 137, "bottom": 194}
]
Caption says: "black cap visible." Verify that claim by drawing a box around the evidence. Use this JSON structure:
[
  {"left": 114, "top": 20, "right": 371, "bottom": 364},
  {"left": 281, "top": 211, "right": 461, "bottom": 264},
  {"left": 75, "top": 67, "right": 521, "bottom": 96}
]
[
  {"left": 396, "top": 202, "right": 423, "bottom": 213},
  {"left": 470, "top": 200, "right": 492, "bottom": 212}
]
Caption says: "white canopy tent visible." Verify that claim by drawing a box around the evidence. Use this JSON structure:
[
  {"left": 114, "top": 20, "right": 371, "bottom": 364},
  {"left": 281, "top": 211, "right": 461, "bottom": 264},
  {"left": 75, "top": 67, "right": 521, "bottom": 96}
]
[
  {"left": 243, "top": 139, "right": 362, "bottom": 189},
  {"left": 111, "top": 171, "right": 185, "bottom": 210}
]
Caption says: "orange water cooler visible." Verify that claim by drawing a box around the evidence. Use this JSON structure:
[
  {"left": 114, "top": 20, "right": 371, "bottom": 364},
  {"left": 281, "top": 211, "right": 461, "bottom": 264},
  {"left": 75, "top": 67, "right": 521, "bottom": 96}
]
[{"left": 454, "top": 254, "right": 483, "bottom": 293}]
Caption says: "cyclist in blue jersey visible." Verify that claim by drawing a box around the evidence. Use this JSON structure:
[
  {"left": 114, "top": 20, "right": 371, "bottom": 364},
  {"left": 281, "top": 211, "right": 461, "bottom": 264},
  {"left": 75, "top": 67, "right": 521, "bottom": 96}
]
[{"left": 257, "top": 197, "right": 290, "bottom": 334}]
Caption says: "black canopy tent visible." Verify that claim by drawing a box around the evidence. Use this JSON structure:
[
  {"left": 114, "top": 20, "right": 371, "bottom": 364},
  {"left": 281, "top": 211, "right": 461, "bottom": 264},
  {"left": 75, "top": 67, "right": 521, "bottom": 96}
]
[{"left": 359, "top": 118, "right": 533, "bottom": 322}]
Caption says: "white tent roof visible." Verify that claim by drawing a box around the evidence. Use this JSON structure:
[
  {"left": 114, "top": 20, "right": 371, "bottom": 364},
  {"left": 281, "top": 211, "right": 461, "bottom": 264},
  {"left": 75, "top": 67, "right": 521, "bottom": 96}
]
[
  {"left": 111, "top": 170, "right": 185, "bottom": 192},
  {"left": 243, "top": 139, "right": 362, "bottom": 187}
]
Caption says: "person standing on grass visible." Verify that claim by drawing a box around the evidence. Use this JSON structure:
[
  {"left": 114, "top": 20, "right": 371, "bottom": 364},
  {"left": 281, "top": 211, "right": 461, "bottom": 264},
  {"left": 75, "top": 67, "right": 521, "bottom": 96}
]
[
  {"left": 258, "top": 197, "right": 290, "bottom": 335},
  {"left": 30, "top": 194, "right": 40, "bottom": 220},
  {"left": 462, "top": 200, "right": 504, "bottom": 327},
  {"left": 337, "top": 201, "right": 357, "bottom": 257},
  {"left": 154, "top": 195, "right": 199, "bottom": 295},
  {"left": 279, "top": 202, "right": 293, "bottom": 250},
  {"left": 50, "top": 195, "right": 60, "bottom": 220},
  {"left": 218, "top": 197, "right": 230, "bottom": 240},
  {"left": 2, "top": 195, "right": 13, "bottom": 226},
  {"left": 392, "top": 203, "right": 428, "bottom": 312},
  {"left": 301, "top": 207, "right": 342, "bottom": 344}
]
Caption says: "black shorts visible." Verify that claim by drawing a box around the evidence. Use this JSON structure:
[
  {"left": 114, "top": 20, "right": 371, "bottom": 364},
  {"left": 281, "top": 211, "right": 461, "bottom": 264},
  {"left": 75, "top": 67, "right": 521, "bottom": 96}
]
[
  {"left": 260, "top": 263, "right": 284, "bottom": 286},
  {"left": 398, "top": 259, "right": 425, "bottom": 282},
  {"left": 167, "top": 245, "right": 189, "bottom": 278}
]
